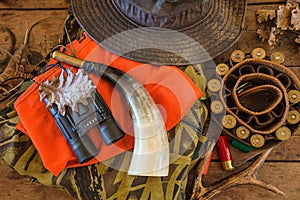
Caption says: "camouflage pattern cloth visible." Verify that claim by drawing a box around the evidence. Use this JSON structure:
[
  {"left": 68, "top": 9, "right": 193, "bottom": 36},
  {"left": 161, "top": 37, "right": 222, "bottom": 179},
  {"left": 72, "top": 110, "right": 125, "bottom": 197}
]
[{"left": 0, "top": 95, "right": 208, "bottom": 199}]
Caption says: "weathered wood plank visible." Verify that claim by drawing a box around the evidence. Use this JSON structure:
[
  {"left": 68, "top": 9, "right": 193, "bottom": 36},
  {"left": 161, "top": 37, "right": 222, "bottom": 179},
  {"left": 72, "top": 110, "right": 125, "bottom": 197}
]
[
  {"left": 0, "top": 163, "right": 74, "bottom": 200},
  {"left": 0, "top": 14, "right": 298, "bottom": 67},
  {"left": 291, "top": 66, "right": 300, "bottom": 76},
  {"left": 0, "top": 10, "right": 68, "bottom": 57},
  {"left": 238, "top": 31, "right": 300, "bottom": 66},
  {"left": 216, "top": 3, "right": 300, "bottom": 67},
  {"left": 248, "top": 0, "right": 286, "bottom": 4},
  {"left": 244, "top": 4, "right": 288, "bottom": 31},
  {"left": 209, "top": 135, "right": 300, "bottom": 165},
  {"left": 230, "top": 136, "right": 300, "bottom": 162},
  {"left": 0, "top": 0, "right": 70, "bottom": 9},
  {"left": 0, "top": 0, "right": 287, "bottom": 9},
  {"left": 202, "top": 162, "right": 300, "bottom": 200},
  {"left": 215, "top": 30, "right": 300, "bottom": 67}
]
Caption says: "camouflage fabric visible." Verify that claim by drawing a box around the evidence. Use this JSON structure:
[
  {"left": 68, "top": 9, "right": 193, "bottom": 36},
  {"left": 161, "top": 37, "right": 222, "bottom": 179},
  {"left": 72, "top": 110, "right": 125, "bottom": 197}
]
[{"left": 0, "top": 96, "right": 208, "bottom": 199}]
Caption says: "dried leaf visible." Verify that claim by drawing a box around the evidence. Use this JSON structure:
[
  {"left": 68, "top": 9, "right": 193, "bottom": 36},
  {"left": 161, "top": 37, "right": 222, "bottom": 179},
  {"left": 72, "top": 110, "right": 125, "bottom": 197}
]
[
  {"left": 268, "top": 27, "right": 279, "bottom": 48},
  {"left": 257, "top": 24, "right": 270, "bottom": 42},
  {"left": 277, "top": 5, "right": 291, "bottom": 30},
  {"left": 291, "top": 7, "right": 300, "bottom": 30},
  {"left": 277, "top": 3, "right": 297, "bottom": 30},
  {"left": 256, "top": 10, "right": 276, "bottom": 23},
  {"left": 39, "top": 68, "right": 96, "bottom": 115},
  {"left": 287, "top": 0, "right": 300, "bottom": 3}
]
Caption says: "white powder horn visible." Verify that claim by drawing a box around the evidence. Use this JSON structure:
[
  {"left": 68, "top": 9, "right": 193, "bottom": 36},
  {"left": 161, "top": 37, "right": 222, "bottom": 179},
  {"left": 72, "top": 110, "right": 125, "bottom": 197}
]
[{"left": 52, "top": 51, "right": 170, "bottom": 176}]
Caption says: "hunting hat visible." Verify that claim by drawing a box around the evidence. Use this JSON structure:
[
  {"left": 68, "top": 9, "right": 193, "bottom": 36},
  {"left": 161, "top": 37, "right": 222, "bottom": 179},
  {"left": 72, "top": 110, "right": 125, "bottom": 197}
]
[{"left": 71, "top": 0, "right": 247, "bottom": 66}]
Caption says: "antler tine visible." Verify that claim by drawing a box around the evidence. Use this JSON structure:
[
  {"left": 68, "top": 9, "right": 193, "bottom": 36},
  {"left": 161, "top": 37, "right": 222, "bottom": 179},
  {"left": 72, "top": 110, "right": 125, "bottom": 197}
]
[
  {"left": 190, "top": 142, "right": 215, "bottom": 199},
  {"left": 238, "top": 147, "right": 286, "bottom": 195},
  {"left": 191, "top": 146, "right": 285, "bottom": 200}
]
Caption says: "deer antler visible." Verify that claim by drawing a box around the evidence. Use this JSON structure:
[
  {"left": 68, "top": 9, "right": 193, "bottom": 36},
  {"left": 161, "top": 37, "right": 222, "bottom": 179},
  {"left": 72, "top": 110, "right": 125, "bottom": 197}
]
[{"left": 191, "top": 143, "right": 285, "bottom": 200}]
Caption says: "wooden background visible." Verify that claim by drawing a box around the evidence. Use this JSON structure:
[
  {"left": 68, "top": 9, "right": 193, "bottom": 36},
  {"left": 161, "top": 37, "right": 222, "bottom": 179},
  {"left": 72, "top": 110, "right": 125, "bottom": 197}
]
[{"left": 0, "top": 0, "right": 299, "bottom": 199}]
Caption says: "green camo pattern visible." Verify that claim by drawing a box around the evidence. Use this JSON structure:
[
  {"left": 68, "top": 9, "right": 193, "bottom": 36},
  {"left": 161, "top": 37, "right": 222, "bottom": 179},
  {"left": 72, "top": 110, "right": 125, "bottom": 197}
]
[{"left": 0, "top": 95, "right": 208, "bottom": 199}]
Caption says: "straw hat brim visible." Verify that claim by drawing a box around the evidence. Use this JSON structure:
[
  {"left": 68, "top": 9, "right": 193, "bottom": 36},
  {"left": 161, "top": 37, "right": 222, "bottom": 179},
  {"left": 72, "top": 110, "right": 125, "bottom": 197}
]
[{"left": 71, "top": 0, "right": 247, "bottom": 66}]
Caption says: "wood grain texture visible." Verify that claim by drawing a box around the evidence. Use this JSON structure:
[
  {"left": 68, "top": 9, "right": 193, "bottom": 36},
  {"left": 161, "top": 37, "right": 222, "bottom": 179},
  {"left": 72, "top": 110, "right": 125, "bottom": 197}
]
[
  {"left": 202, "top": 162, "right": 300, "bottom": 200},
  {"left": 227, "top": 136, "right": 300, "bottom": 162},
  {"left": 248, "top": 0, "right": 286, "bottom": 4},
  {"left": 214, "top": 4, "right": 300, "bottom": 67},
  {"left": 0, "top": 10, "right": 68, "bottom": 57},
  {"left": 0, "top": 0, "right": 70, "bottom": 9},
  {"left": 0, "top": 163, "right": 75, "bottom": 200},
  {"left": 210, "top": 136, "right": 300, "bottom": 162},
  {"left": 0, "top": 0, "right": 287, "bottom": 8}
]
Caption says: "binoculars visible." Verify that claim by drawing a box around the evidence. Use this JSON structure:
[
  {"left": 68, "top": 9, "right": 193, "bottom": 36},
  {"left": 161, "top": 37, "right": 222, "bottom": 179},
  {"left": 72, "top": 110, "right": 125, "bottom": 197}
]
[{"left": 45, "top": 90, "right": 124, "bottom": 163}]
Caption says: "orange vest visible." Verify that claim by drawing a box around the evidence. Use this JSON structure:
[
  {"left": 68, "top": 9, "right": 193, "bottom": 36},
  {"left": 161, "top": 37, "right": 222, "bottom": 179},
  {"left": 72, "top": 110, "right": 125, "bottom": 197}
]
[{"left": 15, "top": 35, "right": 202, "bottom": 176}]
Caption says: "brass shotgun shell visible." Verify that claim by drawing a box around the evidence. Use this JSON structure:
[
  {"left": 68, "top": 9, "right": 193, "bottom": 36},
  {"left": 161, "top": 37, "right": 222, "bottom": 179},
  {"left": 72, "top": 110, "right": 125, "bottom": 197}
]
[
  {"left": 270, "top": 52, "right": 285, "bottom": 64},
  {"left": 231, "top": 50, "right": 245, "bottom": 64},
  {"left": 275, "top": 126, "right": 291, "bottom": 141},
  {"left": 208, "top": 79, "right": 221, "bottom": 92},
  {"left": 288, "top": 90, "right": 300, "bottom": 104},
  {"left": 250, "top": 134, "right": 265, "bottom": 148},
  {"left": 235, "top": 126, "right": 250, "bottom": 139},
  {"left": 287, "top": 110, "right": 300, "bottom": 124},
  {"left": 222, "top": 114, "right": 237, "bottom": 129},
  {"left": 216, "top": 63, "right": 230, "bottom": 76},
  {"left": 222, "top": 161, "right": 235, "bottom": 171},
  {"left": 217, "top": 136, "right": 235, "bottom": 171},
  {"left": 251, "top": 48, "right": 266, "bottom": 59},
  {"left": 210, "top": 100, "right": 224, "bottom": 114}
]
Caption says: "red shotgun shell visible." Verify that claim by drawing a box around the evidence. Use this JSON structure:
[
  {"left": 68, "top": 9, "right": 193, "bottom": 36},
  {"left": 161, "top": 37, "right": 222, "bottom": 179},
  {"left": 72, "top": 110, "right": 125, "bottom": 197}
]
[
  {"left": 217, "top": 135, "right": 234, "bottom": 170},
  {"left": 202, "top": 152, "right": 213, "bottom": 175}
]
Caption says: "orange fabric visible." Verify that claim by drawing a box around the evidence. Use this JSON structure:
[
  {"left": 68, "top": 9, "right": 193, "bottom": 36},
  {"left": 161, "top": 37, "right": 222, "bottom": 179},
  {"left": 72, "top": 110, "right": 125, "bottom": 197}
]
[{"left": 15, "top": 35, "right": 202, "bottom": 176}]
